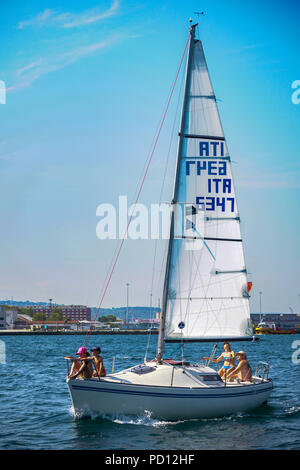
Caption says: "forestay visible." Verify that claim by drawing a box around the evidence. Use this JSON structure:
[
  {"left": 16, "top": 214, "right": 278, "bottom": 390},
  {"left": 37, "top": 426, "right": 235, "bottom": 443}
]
[{"left": 164, "top": 34, "right": 253, "bottom": 342}]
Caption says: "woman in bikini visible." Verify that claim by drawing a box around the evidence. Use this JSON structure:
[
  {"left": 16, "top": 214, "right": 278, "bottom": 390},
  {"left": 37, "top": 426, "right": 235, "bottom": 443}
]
[
  {"left": 66, "top": 346, "right": 94, "bottom": 379},
  {"left": 203, "top": 341, "right": 236, "bottom": 379}
]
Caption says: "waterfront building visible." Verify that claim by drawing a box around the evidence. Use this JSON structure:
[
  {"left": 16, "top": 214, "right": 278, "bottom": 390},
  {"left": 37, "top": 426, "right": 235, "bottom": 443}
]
[
  {"left": 77, "top": 320, "right": 106, "bottom": 330},
  {"left": 29, "top": 304, "right": 91, "bottom": 322},
  {"left": 29, "top": 320, "right": 78, "bottom": 331},
  {"left": 0, "top": 307, "right": 18, "bottom": 329},
  {"left": 13, "top": 317, "right": 78, "bottom": 331}
]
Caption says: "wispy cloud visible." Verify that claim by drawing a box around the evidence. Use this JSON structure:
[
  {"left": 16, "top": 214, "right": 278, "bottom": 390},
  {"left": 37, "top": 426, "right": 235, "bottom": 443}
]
[
  {"left": 8, "top": 1, "right": 130, "bottom": 92},
  {"left": 62, "top": 1, "right": 119, "bottom": 28},
  {"left": 8, "top": 37, "right": 117, "bottom": 92},
  {"left": 16, "top": 60, "right": 43, "bottom": 76},
  {"left": 18, "top": 8, "right": 55, "bottom": 29},
  {"left": 239, "top": 171, "right": 300, "bottom": 189},
  {"left": 17, "top": 1, "right": 120, "bottom": 30}
]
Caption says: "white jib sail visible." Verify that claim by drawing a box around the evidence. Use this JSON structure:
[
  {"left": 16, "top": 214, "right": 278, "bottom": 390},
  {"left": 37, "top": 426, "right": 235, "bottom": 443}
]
[{"left": 164, "top": 37, "right": 253, "bottom": 341}]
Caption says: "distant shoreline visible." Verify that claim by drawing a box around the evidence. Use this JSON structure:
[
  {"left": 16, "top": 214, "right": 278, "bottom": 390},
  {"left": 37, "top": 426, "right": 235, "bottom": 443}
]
[{"left": 0, "top": 329, "right": 159, "bottom": 336}]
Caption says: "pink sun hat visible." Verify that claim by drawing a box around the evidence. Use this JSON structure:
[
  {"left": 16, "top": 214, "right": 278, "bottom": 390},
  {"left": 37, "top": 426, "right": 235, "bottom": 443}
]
[{"left": 76, "top": 346, "right": 87, "bottom": 355}]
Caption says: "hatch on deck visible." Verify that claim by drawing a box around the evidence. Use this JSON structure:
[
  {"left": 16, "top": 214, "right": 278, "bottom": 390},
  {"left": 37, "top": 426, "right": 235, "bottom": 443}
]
[{"left": 130, "top": 364, "right": 156, "bottom": 375}]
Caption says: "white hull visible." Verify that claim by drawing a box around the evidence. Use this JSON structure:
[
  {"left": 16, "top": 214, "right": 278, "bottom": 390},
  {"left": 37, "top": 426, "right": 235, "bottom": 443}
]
[{"left": 67, "top": 362, "right": 273, "bottom": 420}]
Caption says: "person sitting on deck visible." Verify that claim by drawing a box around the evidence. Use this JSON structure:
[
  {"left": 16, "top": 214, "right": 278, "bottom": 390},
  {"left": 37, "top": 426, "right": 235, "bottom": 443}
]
[
  {"left": 225, "top": 351, "right": 252, "bottom": 382},
  {"left": 65, "top": 354, "right": 81, "bottom": 376},
  {"left": 67, "top": 347, "right": 93, "bottom": 379},
  {"left": 203, "top": 342, "right": 236, "bottom": 379},
  {"left": 91, "top": 346, "right": 106, "bottom": 378}
]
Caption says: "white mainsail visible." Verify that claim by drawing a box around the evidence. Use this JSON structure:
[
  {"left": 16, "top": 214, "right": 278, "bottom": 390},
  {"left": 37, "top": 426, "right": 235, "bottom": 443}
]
[{"left": 162, "top": 32, "right": 253, "bottom": 342}]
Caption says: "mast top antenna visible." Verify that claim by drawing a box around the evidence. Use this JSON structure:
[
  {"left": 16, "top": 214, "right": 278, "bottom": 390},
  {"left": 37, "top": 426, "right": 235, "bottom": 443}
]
[
  {"left": 194, "top": 11, "right": 205, "bottom": 18},
  {"left": 190, "top": 11, "right": 204, "bottom": 35}
]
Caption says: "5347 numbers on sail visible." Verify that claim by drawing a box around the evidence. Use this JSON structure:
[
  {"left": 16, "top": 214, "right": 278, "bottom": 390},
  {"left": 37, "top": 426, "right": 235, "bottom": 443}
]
[{"left": 186, "top": 159, "right": 235, "bottom": 213}]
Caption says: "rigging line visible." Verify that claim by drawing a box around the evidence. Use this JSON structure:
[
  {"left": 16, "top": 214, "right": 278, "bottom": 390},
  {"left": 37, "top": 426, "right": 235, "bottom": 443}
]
[
  {"left": 132, "top": 37, "right": 188, "bottom": 204},
  {"left": 144, "top": 57, "right": 186, "bottom": 362},
  {"left": 183, "top": 245, "right": 208, "bottom": 334},
  {"left": 151, "top": 60, "right": 186, "bottom": 300},
  {"left": 184, "top": 236, "right": 211, "bottom": 332},
  {"left": 151, "top": 52, "right": 187, "bottom": 319},
  {"left": 131, "top": 65, "right": 182, "bottom": 203},
  {"left": 183, "top": 249, "right": 194, "bottom": 331},
  {"left": 190, "top": 225, "right": 216, "bottom": 260},
  {"left": 87, "top": 239, "right": 121, "bottom": 330},
  {"left": 132, "top": 91, "right": 174, "bottom": 203},
  {"left": 150, "top": 54, "right": 185, "bottom": 301},
  {"left": 144, "top": 293, "right": 153, "bottom": 363},
  {"left": 183, "top": 216, "right": 212, "bottom": 308},
  {"left": 187, "top": 239, "right": 221, "bottom": 335},
  {"left": 181, "top": 59, "right": 201, "bottom": 330},
  {"left": 87, "top": 64, "right": 184, "bottom": 332},
  {"left": 83, "top": 32, "right": 191, "bottom": 346}
]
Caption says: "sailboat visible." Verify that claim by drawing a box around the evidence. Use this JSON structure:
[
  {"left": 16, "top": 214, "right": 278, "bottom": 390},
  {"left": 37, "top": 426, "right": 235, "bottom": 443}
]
[{"left": 67, "top": 22, "right": 273, "bottom": 420}]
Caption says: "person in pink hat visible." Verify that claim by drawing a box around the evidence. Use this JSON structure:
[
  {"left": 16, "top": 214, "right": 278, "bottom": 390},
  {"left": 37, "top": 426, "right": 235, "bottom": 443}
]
[{"left": 65, "top": 347, "right": 93, "bottom": 379}]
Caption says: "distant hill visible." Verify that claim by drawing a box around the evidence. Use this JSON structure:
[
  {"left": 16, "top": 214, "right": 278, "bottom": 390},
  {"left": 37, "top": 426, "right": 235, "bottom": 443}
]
[
  {"left": 92, "top": 306, "right": 160, "bottom": 321},
  {"left": 0, "top": 300, "right": 158, "bottom": 320},
  {"left": 0, "top": 300, "right": 48, "bottom": 307},
  {"left": 1, "top": 300, "right": 295, "bottom": 322}
]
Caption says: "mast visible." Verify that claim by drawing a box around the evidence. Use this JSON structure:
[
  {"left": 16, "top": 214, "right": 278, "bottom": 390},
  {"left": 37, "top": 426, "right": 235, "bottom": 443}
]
[
  {"left": 259, "top": 291, "right": 262, "bottom": 323},
  {"left": 156, "top": 22, "right": 198, "bottom": 363},
  {"left": 126, "top": 282, "right": 129, "bottom": 328}
]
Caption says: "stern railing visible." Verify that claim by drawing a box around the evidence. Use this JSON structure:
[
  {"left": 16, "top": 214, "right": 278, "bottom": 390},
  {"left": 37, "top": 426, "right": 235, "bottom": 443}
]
[{"left": 254, "top": 361, "right": 270, "bottom": 381}]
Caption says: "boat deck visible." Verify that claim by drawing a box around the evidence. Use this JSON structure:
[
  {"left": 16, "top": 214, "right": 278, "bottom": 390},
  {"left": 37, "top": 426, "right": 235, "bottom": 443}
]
[{"left": 85, "top": 362, "right": 259, "bottom": 389}]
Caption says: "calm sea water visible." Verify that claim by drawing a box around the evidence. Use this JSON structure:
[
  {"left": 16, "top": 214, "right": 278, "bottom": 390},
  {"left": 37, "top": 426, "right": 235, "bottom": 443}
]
[{"left": 0, "top": 333, "right": 299, "bottom": 450}]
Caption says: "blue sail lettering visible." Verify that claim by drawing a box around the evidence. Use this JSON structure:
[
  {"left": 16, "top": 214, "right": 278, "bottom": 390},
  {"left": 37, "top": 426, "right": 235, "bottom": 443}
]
[
  {"left": 196, "top": 196, "right": 235, "bottom": 213},
  {"left": 219, "top": 161, "right": 227, "bottom": 175},
  {"left": 223, "top": 179, "right": 232, "bottom": 193},
  {"left": 199, "top": 141, "right": 225, "bottom": 157},
  {"left": 208, "top": 161, "right": 217, "bottom": 175},
  {"left": 199, "top": 142, "right": 209, "bottom": 156},
  {"left": 210, "top": 142, "right": 219, "bottom": 156},
  {"left": 186, "top": 161, "right": 195, "bottom": 175},
  {"left": 197, "top": 160, "right": 207, "bottom": 175},
  {"left": 220, "top": 142, "right": 224, "bottom": 156}
]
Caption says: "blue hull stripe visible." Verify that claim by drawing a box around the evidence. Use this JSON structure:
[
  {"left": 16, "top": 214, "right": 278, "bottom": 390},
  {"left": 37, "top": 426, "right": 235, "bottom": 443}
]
[{"left": 70, "top": 384, "right": 273, "bottom": 399}]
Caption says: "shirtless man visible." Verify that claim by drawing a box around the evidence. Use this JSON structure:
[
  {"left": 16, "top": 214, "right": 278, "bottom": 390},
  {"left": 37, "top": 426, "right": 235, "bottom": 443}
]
[
  {"left": 90, "top": 346, "right": 106, "bottom": 377},
  {"left": 226, "top": 351, "right": 252, "bottom": 382}
]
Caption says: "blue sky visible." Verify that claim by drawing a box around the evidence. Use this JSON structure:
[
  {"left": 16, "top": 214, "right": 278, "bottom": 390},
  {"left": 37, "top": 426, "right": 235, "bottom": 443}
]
[{"left": 0, "top": 0, "right": 299, "bottom": 313}]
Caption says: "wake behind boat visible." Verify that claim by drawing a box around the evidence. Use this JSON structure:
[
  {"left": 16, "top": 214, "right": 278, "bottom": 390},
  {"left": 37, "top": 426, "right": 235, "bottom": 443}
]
[{"left": 66, "top": 20, "right": 273, "bottom": 420}]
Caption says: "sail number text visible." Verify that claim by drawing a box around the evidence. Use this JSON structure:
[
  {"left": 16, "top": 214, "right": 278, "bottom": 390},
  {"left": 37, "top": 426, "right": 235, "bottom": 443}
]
[
  {"left": 186, "top": 159, "right": 235, "bottom": 213},
  {"left": 186, "top": 159, "right": 227, "bottom": 176},
  {"left": 196, "top": 196, "right": 235, "bottom": 212}
]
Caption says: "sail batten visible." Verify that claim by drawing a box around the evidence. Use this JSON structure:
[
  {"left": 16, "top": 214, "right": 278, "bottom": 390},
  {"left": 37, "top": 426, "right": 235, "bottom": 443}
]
[
  {"left": 179, "top": 133, "right": 226, "bottom": 141},
  {"left": 161, "top": 28, "right": 253, "bottom": 345},
  {"left": 165, "top": 337, "right": 254, "bottom": 343}
]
